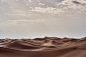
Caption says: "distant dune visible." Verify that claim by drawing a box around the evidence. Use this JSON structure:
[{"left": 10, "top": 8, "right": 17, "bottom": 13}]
[{"left": 0, "top": 37, "right": 86, "bottom": 57}]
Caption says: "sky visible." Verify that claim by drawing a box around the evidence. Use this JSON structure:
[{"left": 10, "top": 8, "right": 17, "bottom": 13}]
[{"left": 0, "top": 0, "right": 86, "bottom": 39}]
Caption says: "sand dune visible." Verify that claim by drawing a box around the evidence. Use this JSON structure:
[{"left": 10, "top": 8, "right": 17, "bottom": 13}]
[{"left": 0, "top": 37, "right": 86, "bottom": 57}]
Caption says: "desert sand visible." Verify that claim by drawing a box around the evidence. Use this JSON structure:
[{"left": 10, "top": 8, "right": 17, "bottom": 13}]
[{"left": 0, "top": 37, "right": 86, "bottom": 57}]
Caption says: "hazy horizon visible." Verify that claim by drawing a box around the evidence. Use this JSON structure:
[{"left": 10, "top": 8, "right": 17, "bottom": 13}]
[{"left": 0, "top": 0, "right": 86, "bottom": 39}]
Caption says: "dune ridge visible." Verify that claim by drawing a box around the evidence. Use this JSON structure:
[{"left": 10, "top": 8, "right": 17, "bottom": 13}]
[{"left": 0, "top": 37, "right": 86, "bottom": 57}]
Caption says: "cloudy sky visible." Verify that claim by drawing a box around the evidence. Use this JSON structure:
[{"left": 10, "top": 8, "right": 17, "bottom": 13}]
[{"left": 0, "top": 0, "right": 86, "bottom": 39}]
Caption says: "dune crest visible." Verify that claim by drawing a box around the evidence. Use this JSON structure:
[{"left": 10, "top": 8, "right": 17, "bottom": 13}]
[{"left": 0, "top": 37, "right": 86, "bottom": 57}]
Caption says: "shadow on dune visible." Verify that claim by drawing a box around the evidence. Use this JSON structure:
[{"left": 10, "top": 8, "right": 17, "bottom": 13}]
[{"left": 5, "top": 41, "right": 41, "bottom": 49}]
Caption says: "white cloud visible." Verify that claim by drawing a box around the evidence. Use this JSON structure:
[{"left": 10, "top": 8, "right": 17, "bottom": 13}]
[
  {"left": 30, "top": 7, "right": 65, "bottom": 15},
  {"left": 56, "top": 0, "right": 86, "bottom": 10},
  {"left": 28, "top": 0, "right": 32, "bottom": 2},
  {"left": 57, "top": 0, "right": 86, "bottom": 5},
  {"left": 39, "top": 3, "right": 45, "bottom": 5},
  {"left": 30, "top": 0, "right": 86, "bottom": 15},
  {"left": 26, "top": 4, "right": 29, "bottom": 6},
  {"left": 0, "top": 19, "right": 46, "bottom": 26},
  {"left": 37, "top": 0, "right": 40, "bottom": 2},
  {"left": 4, "top": 13, "right": 28, "bottom": 16},
  {"left": 1, "top": 0, "right": 6, "bottom": 2},
  {"left": 16, "top": 0, "right": 19, "bottom": 1}
]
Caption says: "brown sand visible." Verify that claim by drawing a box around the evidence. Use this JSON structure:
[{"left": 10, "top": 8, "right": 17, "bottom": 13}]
[{"left": 0, "top": 37, "right": 86, "bottom": 57}]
